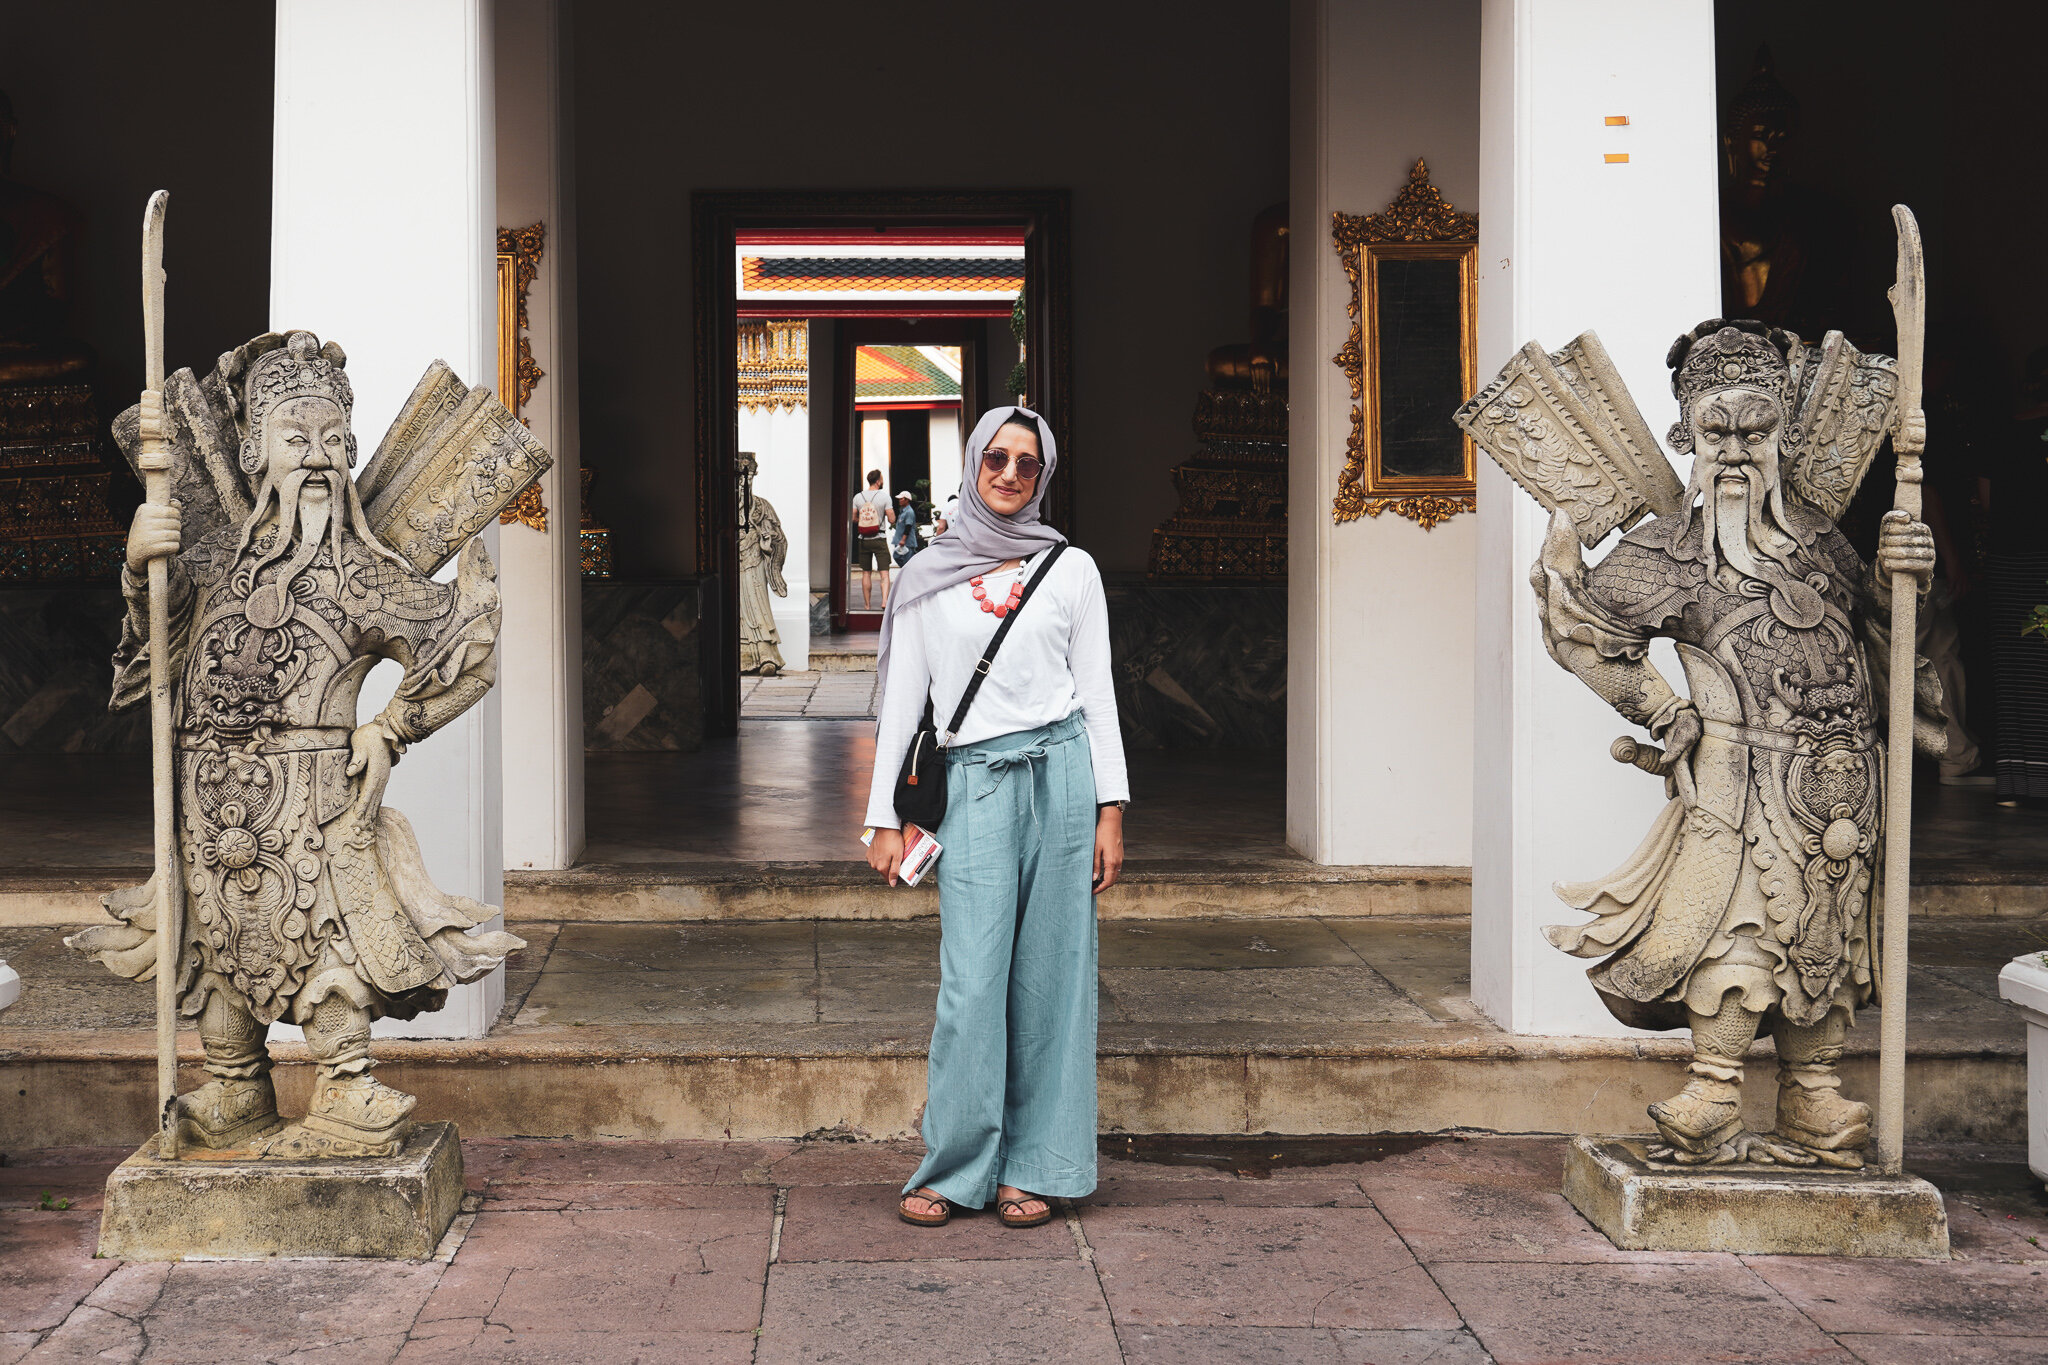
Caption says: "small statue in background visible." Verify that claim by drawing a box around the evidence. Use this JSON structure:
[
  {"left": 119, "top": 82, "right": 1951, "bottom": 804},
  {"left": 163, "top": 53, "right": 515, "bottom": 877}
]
[
  {"left": 1204, "top": 202, "right": 1289, "bottom": 395},
  {"left": 737, "top": 449, "right": 787, "bottom": 676},
  {"left": 1720, "top": 48, "right": 1808, "bottom": 329},
  {"left": 70, "top": 329, "right": 547, "bottom": 1158},
  {"left": 1459, "top": 315, "right": 1941, "bottom": 1169}
]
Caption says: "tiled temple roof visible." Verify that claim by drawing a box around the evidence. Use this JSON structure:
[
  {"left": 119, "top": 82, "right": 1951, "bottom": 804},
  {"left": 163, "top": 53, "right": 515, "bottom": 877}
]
[
  {"left": 854, "top": 346, "right": 960, "bottom": 401},
  {"left": 742, "top": 256, "right": 1024, "bottom": 294}
]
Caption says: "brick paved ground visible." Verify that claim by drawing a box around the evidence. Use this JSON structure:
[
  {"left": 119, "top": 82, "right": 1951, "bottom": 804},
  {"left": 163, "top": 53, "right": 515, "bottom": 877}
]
[{"left": 2, "top": 1135, "right": 2043, "bottom": 1363}]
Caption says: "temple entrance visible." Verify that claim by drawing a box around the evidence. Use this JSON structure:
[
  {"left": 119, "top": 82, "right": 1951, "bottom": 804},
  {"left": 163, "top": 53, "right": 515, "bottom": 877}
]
[{"left": 690, "top": 191, "right": 1071, "bottom": 738}]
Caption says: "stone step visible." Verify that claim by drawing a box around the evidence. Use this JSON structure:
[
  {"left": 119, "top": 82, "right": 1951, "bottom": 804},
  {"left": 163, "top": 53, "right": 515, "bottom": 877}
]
[
  {"left": 3, "top": 914, "right": 2024, "bottom": 1150},
  {"left": 500, "top": 860, "right": 1471, "bottom": 923},
  {"left": 1, "top": 1015, "right": 2019, "bottom": 1151},
  {"left": 5, "top": 857, "right": 2039, "bottom": 926}
]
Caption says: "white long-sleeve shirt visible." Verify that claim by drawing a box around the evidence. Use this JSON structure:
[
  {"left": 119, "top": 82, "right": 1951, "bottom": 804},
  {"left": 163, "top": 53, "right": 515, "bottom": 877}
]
[{"left": 864, "top": 547, "right": 1129, "bottom": 829}]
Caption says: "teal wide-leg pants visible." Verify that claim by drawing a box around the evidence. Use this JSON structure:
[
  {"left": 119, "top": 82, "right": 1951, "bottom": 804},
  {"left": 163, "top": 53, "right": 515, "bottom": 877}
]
[{"left": 904, "top": 710, "right": 1099, "bottom": 1208}]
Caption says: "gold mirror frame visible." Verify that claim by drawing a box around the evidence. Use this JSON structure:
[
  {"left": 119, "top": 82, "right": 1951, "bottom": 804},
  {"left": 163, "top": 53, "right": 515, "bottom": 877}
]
[
  {"left": 497, "top": 222, "right": 548, "bottom": 530},
  {"left": 1332, "top": 160, "right": 1478, "bottom": 530}
]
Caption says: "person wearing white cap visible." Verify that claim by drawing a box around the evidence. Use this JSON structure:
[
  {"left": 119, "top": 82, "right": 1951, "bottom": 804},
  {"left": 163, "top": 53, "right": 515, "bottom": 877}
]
[{"left": 890, "top": 489, "right": 921, "bottom": 567}]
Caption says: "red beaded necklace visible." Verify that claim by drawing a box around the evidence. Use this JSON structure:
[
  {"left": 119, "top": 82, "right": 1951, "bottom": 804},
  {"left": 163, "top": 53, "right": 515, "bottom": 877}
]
[{"left": 968, "top": 570, "right": 1025, "bottom": 618}]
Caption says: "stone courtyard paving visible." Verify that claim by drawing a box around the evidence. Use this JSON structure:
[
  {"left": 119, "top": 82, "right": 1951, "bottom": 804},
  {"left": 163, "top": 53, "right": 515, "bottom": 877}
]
[{"left": 3, "top": 1136, "right": 2045, "bottom": 1363}]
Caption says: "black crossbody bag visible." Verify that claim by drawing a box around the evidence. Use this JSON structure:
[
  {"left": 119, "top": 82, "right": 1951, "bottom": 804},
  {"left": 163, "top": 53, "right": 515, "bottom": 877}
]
[{"left": 894, "top": 544, "right": 1067, "bottom": 831}]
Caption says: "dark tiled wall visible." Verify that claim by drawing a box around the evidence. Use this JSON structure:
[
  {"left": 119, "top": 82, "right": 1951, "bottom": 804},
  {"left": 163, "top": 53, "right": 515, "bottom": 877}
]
[
  {"left": 582, "top": 580, "right": 707, "bottom": 753},
  {"left": 578, "top": 578, "right": 1285, "bottom": 753},
  {"left": 0, "top": 587, "right": 145, "bottom": 754},
  {"left": 1104, "top": 581, "right": 1286, "bottom": 750}
]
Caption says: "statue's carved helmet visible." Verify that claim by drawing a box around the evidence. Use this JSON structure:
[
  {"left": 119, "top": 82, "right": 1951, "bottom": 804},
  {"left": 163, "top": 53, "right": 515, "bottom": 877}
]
[
  {"left": 236, "top": 330, "right": 356, "bottom": 477},
  {"left": 1665, "top": 318, "right": 1797, "bottom": 457}
]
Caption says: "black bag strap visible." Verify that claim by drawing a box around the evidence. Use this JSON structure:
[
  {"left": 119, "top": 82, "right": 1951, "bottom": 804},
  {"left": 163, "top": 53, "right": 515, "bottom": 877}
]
[{"left": 940, "top": 543, "right": 1067, "bottom": 745}]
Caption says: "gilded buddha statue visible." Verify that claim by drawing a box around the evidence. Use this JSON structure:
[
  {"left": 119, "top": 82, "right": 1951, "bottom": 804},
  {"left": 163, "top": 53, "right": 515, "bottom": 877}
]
[{"left": 1719, "top": 49, "right": 1807, "bottom": 330}]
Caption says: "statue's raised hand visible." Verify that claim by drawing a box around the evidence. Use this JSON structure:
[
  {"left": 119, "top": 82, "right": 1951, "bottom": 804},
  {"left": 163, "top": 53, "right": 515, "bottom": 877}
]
[
  {"left": 125, "top": 500, "right": 180, "bottom": 573},
  {"left": 1875, "top": 509, "right": 1935, "bottom": 590}
]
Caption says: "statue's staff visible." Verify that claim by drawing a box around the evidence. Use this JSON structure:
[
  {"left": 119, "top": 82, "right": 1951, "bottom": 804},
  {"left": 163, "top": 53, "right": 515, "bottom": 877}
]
[
  {"left": 1876, "top": 204, "right": 1926, "bottom": 1175},
  {"left": 137, "top": 191, "right": 183, "bottom": 1160}
]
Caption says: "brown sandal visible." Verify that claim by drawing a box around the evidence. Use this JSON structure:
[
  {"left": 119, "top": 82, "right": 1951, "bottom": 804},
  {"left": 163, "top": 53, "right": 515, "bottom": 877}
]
[
  {"left": 997, "top": 1194, "right": 1054, "bottom": 1228},
  {"left": 899, "top": 1189, "right": 951, "bottom": 1227}
]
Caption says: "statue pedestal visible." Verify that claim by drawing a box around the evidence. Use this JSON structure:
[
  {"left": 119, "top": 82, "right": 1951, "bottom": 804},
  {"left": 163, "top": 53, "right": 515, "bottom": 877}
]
[
  {"left": 1564, "top": 1136, "right": 1949, "bottom": 1258},
  {"left": 98, "top": 1120, "right": 463, "bottom": 1261}
]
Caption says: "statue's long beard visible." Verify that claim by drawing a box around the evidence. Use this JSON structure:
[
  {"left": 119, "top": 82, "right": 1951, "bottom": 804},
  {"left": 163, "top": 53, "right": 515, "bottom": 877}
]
[
  {"left": 235, "top": 465, "right": 405, "bottom": 596},
  {"left": 1691, "top": 459, "right": 1801, "bottom": 582}
]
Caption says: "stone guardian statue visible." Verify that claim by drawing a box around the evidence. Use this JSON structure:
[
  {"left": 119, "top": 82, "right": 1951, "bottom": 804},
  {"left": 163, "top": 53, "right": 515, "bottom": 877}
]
[
  {"left": 69, "top": 327, "right": 549, "bottom": 1159},
  {"left": 737, "top": 449, "right": 788, "bottom": 676},
  {"left": 1458, "top": 313, "right": 1941, "bottom": 1170}
]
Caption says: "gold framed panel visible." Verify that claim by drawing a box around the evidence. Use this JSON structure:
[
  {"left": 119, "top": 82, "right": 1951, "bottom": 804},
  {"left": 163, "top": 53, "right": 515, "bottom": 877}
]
[
  {"left": 497, "top": 222, "right": 548, "bottom": 530},
  {"left": 1332, "top": 160, "right": 1479, "bottom": 529}
]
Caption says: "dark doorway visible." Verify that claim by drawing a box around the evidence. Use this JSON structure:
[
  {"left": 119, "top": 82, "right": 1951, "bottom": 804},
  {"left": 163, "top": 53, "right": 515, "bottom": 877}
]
[{"left": 691, "top": 190, "right": 1073, "bottom": 737}]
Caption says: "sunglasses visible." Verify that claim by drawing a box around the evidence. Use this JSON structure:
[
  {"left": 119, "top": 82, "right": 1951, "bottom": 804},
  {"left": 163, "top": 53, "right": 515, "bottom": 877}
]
[{"left": 980, "top": 448, "right": 1044, "bottom": 481}]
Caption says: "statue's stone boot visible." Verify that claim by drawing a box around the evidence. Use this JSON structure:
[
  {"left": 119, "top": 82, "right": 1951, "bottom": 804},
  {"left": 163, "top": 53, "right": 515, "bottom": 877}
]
[
  {"left": 1648, "top": 1069, "right": 1745, "bottom": 1161},
  {"left": 174, "top": 1076, "right": 284, "bottom": 1150},
  {"left": 1648, "top": 999, "right": 1764, "bottom": 1162},
  {"left": 302, "top": 1073, "right": 418, "bottom": 1153},
  {"left": 292, "top": 992, "right": 415, "bottom": 1157},
  {"left": 1773, "top": 1009, "right": 1868, "bottom": 1168},
  {"left": 172, "top": 990, "right": 282, "bottom": 1150}
]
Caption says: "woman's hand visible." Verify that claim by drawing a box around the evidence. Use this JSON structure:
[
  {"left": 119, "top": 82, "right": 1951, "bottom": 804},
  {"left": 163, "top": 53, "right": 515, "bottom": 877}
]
[
  {"left": 1093, "top": 806, "right": 1124, "bottom": 893},
  {"left": 867, "top": 824, "right": 920, "bottom": 886}
]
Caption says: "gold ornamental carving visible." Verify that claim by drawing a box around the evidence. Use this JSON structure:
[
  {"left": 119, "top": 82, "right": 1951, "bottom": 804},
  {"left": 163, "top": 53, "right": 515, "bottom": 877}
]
[
  {"left": 737, "top": 320, "right": 809, "bottom": 412},
  {"left": 497, "top": 222, "right": 549, "bottom": 530},
  {"left": 1332, "top": 160, "right": 1479, "bottom": 529}
]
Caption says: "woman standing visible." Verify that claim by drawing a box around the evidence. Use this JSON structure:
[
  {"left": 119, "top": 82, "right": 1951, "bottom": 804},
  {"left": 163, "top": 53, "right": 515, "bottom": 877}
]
[{"left": 864, "top": 405, "right": 1128, "bottom": 1229}]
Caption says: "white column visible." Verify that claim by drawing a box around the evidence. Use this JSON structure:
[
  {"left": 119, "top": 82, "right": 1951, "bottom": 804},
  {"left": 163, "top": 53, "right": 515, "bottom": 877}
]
[
  {"left": 1286, "top": 0, "right": 1481, "bottom": 866},
  {"left": 271, "top": 0, "right": 502, "bottom": 1039},
  {"left": 496, "top": 0, "right": 585, "bottom": 869},
  {"left": 1470, "top": 0, "right": 1720, "bottom": 1034},
  {"left": 928, "top": 408, "right": 962, "bottom": 511}
]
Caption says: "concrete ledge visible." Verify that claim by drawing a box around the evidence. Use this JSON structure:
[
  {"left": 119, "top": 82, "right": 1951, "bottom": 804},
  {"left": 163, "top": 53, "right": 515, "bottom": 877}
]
[
  {"left": 494, "top": 860, "right": 1473, "bottom": 923},
  {"left": 1563, "top": 1136, "right": 1950, "bottom": 1257},
  {"left": 97, "top": 1120, "right": 464, "bottom": 1261},
  {"left": 3, "top": 1024, "right": 2021, "bottom": 1149}
]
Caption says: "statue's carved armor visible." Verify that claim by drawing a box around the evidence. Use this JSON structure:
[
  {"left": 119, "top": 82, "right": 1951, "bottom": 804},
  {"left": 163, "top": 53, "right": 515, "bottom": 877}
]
[
  {"left": 1539, "top": 505, "right": 1887, "bottom": 1034},
  {"left": 70, "top": 329, "right": 541, "bottom": 1158},
  {"left": 118, "top": 520, "right": 501, "bottom": 1030}
]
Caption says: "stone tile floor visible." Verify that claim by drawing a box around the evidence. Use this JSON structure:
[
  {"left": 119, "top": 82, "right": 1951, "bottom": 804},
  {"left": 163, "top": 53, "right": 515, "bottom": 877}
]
[
  {"left": 739, "top": 671, "right": 881, "bottom": 720},
  {"left": 1, "top": 1134, "right": 2043, "bottom": 1363}
]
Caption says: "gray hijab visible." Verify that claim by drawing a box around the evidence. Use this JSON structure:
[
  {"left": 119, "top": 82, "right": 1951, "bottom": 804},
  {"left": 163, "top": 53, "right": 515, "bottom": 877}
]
[{"left": 875, "top": 404, "right": 1066, "bottom": 708}]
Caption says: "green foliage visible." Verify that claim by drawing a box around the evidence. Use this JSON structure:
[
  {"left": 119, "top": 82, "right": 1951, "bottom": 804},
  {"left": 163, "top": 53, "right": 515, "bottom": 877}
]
[
  {"left": 2026, "top": 599, "right": 2048, "bottom": 641},
  {"left": 38, "top": 1191, "right": 71, "bottom": 1211},
  {"left": 1007, "top": 296, "right": 1029, "bottom": 400}
]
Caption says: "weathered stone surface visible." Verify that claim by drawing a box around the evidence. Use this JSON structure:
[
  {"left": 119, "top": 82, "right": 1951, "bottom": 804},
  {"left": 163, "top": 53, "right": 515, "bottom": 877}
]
[
  {"left": 97, "top": 1120, "right": 465, "bottom": 1261},
  {"left": 1746, "top": 1253, "right": 2048, "bottom": 1336},
  {"left": 1116, "top": 1326, "right": 1494, "bottom": 1365},
  {"left": 777, "top": 1183, "right": 1070, "bottom": 1262},
  {"left": 0, "top": 1211, "right": 110, "bottom": 1332},
  {"left": 1086, "top": 1204, "right": 1460, "bottom": 1329},
  {"left": 754, "top": 1260, "right": 1119, "bottom": 1365},
  {"left": 1563, "top": 1136, "right": 1950, "bottom": 1257},
  {"left": 1431, "top": 1259, "right": 1855, "bottom": 1364}
]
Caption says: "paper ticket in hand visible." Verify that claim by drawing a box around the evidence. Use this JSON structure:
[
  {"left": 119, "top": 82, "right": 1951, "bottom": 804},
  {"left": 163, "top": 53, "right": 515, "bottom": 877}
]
[
  {"left": 898, "top": 828, "right": 942, "bottom": 885},
  {"left": 859, "top": 827, "right": 942, "bottom": 886}
]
